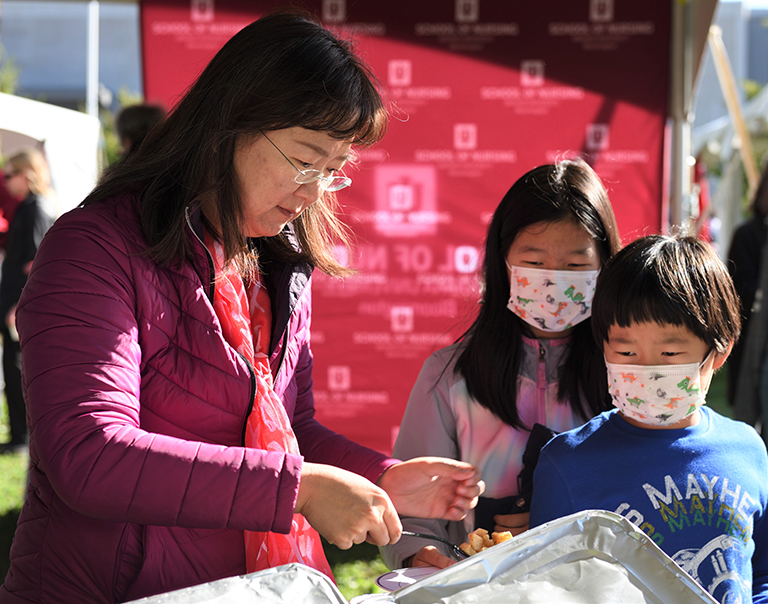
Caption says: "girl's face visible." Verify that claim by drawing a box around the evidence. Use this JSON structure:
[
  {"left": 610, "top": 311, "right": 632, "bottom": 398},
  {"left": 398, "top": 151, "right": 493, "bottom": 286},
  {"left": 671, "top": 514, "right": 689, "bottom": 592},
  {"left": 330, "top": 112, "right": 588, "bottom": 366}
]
[
  {"left": 505, "top": 219, "right": 601, "bottom": 339},
  {"left": 231, "top": 127, "right": 352, "bottom": 238},
  {"left": 505, "top": 219, "right": 601, "bottom": 272}
]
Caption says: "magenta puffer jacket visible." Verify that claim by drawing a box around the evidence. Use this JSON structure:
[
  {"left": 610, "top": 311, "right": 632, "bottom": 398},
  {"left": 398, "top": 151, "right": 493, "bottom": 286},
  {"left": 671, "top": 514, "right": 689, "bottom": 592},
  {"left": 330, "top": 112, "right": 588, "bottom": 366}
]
[{"left": 0, "top": 194, "right": 394, "bottom": 604}]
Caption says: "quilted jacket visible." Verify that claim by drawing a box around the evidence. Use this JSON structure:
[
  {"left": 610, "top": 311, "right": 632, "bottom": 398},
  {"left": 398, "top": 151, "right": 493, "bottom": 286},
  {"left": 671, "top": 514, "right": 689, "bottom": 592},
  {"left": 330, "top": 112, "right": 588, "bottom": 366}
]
[{"left": 0, "top": 194, "right": 394, "bottom": 603}]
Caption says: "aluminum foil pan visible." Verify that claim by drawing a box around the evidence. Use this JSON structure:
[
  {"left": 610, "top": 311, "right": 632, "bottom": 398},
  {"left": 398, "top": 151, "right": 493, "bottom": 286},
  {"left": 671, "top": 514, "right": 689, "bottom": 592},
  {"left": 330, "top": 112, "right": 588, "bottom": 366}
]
[
  {"left": 379, "top": 510, "right": 718, "bottom": 604},
  {"left": 123, "top": 563, "right": 347, "bottom": 604}
]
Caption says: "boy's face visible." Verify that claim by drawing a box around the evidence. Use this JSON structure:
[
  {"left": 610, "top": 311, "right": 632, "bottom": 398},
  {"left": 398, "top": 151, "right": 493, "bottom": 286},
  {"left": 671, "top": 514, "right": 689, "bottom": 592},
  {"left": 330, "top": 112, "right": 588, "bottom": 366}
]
[{"left": 604, "top": 321, "right": 729, "bottom": 429}]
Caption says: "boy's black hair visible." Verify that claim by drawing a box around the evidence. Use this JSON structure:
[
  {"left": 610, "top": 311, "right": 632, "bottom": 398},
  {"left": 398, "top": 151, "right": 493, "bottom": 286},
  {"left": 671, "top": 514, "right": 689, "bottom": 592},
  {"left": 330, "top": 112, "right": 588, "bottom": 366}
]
[{"left": 592, "top": 234, "right": 741, "bottom": 353}]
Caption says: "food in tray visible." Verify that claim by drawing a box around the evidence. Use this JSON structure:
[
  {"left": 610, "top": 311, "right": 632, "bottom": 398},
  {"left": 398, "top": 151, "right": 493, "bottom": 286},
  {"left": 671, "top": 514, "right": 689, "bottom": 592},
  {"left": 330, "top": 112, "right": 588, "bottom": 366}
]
[{"left": 459, "top": 527, "right": 513, "bottom": 556}]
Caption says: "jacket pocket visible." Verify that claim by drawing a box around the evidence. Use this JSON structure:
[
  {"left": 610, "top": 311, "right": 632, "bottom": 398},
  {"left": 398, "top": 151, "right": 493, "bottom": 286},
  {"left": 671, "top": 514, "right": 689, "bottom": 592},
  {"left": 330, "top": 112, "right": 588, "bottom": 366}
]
[{"left": 113, "top": 522, "right": 145, "bottom": 602}]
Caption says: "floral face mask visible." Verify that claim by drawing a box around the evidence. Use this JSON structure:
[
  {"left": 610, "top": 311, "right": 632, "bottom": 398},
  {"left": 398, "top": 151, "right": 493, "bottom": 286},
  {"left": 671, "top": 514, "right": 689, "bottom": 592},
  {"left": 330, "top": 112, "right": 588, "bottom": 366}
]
[
  {"left": 605, "top": 352, "right": 712, "bottom": 426},
  {"left": 506, "top": 265, "right": 599, "bottom": 333}
]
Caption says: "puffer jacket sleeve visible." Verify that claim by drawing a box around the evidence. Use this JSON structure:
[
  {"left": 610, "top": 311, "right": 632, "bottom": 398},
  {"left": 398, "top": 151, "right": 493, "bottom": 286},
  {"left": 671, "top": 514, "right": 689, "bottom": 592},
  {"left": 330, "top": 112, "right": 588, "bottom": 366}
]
[
  {"left": 17, "top": 206, "right": 298, "bottom": 534},
  {"left": 288, "top": 284, "right": 398, "bottom": 484}
]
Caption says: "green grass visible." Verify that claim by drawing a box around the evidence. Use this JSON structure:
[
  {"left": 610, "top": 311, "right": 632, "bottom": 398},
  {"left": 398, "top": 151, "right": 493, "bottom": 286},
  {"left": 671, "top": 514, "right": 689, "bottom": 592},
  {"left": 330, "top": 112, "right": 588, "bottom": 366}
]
[{"left": 0, "top": 368, "right": 737, "bottom": 599}]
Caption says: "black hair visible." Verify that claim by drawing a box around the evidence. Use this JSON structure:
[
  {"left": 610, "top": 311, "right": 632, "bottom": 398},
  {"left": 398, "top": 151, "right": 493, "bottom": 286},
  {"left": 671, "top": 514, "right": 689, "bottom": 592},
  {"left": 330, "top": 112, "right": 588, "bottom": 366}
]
[{"left": 592, "top": 234, "right": 741, "bottom": 354}]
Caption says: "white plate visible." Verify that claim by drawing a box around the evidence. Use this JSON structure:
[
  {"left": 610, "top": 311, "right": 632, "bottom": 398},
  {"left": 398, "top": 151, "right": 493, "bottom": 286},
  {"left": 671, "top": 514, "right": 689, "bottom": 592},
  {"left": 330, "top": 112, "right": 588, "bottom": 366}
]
[{"left": 375, "top": 566, "right": 440, "bottom": 592}]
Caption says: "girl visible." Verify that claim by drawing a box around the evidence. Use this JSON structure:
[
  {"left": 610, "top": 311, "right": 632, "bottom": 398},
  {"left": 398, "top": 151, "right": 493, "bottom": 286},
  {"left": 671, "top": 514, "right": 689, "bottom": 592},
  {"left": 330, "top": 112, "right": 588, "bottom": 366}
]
[{"left": 382, "top": 159, "right": 621, "bottom": 570}]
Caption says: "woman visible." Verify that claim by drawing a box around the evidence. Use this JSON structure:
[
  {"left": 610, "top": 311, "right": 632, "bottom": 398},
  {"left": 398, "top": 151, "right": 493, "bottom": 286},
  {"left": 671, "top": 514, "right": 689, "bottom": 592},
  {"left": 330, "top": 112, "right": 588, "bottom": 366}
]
[
  {"left": 0, "top": 148, "right": 56, "bottom": 455},
  {"left": 381, "top": 160, "right": 621, "bottom": 570},
  {"left": 0, "top": 11, "right": 481, "bottom": 604}
]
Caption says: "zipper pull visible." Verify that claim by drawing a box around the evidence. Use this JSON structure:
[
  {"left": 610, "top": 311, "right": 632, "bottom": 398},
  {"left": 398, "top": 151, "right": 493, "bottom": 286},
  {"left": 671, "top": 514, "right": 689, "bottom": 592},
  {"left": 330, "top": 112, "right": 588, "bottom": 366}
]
[{"left": 539, "top": 341, "right": 545, "bottom": 361}]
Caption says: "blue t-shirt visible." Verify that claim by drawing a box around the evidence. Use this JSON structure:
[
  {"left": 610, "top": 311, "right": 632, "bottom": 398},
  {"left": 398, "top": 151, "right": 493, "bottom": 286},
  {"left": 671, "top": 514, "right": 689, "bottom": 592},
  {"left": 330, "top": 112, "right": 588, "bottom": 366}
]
[{"left": 530, "top": 407, "right": 768, "bottom": 604}]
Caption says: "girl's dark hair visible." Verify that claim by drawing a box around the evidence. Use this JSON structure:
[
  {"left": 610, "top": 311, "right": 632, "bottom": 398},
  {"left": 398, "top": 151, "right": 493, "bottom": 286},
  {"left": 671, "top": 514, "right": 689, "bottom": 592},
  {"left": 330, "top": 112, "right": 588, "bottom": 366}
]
[
  {"left": 454, "top": 159, "right": 622, "bottom": 430},
  {"left": 83, "top": 9, "right": 387, "bottom": 276},
  {"left": 592, "top": 234, "right": 741, "bottom": 353}
]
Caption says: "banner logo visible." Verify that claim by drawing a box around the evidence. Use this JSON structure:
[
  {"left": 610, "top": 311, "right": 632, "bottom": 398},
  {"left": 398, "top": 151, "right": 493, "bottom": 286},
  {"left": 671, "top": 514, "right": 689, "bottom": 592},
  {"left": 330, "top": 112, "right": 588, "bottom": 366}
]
[
  {"left": 521, "top": 60, "right": 545, "bottom": 87},
  {"left": 454, "top": 124, "right": 478, "bottom": 150},
  {"left": 323, "top": 0, "right": 346, "bottom": 23},
  {"left": 391, "top": 306, "right": 415, "bottom": 333},
  {"left": 388, "top": 184, "right": 415, "bottom": 211},
  {"left": 388, "top": 60, "right": 412, "bottom": 87},
  {"left": 328, "top": 366, "right": 351, "bottom": 391},
  {"left": 455, "top": 246, "right": 480, "bottom": 274},
  {"left": 586, "top": 124, "right": 610, "bottom": 151},
  {"left": 590, "top": 0, "right": 614, "bottom": 23},
  {"left": 455, "top": 0, "right": 479, "bottom": 23},
  {"left": 374, "top": 165, "right": 439, "bottom": 238},
  {"left": 190, "top": 0, "right": 214, "bottom": 22}
]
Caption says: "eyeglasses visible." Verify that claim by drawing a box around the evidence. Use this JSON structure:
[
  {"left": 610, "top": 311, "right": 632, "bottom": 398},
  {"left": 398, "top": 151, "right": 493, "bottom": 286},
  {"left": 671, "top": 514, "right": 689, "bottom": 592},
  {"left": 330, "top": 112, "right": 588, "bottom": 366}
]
[{"left": 261, "top": 132, "right": 352, "bottom": 192}]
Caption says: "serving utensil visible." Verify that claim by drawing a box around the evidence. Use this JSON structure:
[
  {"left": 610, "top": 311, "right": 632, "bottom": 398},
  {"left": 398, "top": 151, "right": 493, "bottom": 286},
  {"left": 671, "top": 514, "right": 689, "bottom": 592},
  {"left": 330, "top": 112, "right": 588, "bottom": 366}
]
[{"left": 401, "top": 530, "right": 469, "bottom": 561}]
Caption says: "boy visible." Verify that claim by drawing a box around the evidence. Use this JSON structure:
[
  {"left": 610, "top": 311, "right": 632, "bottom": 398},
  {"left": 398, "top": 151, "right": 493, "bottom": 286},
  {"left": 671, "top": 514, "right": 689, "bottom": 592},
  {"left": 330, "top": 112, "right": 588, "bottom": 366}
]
[{"left": 529, "top": 234, "right": 768, "bottom": 604}]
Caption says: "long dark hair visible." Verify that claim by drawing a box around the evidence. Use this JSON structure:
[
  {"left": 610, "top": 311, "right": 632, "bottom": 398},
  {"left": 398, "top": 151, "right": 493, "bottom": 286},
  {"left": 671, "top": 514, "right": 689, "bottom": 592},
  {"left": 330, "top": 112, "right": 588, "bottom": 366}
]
[
  {"left": 454, "top": 159, "right": 622, "bottom": 429},
  {"left": 83, "top": 9, "right": 387, "bottom": 277}
]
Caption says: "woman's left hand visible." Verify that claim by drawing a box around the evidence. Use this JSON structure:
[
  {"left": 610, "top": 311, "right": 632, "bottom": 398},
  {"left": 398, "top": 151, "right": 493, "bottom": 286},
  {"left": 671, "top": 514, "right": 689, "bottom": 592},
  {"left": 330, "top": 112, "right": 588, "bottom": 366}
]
[{"left": 377, "top": 457, "right": 484, "bottom": 521}]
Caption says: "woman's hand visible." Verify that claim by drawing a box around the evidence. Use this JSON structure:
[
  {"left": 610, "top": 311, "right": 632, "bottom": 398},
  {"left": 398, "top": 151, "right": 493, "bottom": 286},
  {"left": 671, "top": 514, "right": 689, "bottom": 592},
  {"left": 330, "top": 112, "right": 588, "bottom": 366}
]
[
  {"left": 493, "top": 511, "right": 529, "bottom": 536},
  {"left": 409, "top": 545, "right": 454, "bottom": 569},
  {"left": 295, "top": 462, "right": 402, "bottom": 549},
  {"left": 377, "top": 457, "right": 484, "bottom": 521}
]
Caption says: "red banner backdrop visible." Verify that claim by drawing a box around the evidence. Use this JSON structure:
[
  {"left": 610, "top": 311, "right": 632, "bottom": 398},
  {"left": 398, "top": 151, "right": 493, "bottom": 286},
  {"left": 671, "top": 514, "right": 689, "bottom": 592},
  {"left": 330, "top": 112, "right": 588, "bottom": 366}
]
[{"left": 141, "top": 0, "right": 670, "bottom": 455}]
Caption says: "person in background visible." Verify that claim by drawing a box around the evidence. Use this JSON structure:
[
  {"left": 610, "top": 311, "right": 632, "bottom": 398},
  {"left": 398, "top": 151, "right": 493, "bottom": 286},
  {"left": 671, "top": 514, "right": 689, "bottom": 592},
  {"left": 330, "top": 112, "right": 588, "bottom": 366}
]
[
  {"left": 115, "top": 103, "right": 165, "bottom": 156},
  {"left": 530, "top": 234, "right": 767, "bottom": 604},
  {"left": 0, "top": 148, "right": 56, "bottom": 455},
  {"left": 727, "top": 161, "right": 768, "bottom": 428},
  {"left": 0, "top": 166, "right": 23, "bottom": 249},
  {"left": 0, "top": 11, "right": 483, "bottom": 604},
  {"left": 381, "top": 160, "right": 621, "bottom": 570}
]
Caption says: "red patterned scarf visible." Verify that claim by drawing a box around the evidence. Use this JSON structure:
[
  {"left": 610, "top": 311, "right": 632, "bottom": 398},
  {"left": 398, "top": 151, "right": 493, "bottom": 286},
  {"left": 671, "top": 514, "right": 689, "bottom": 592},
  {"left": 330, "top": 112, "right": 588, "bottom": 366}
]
[{"left": 205, "top": 234, "right": 332, "bottom": 578}]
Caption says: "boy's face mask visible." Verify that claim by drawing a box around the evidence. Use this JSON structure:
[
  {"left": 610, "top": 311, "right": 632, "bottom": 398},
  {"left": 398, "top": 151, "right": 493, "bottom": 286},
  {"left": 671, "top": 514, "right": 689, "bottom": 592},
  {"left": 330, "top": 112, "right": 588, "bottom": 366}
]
[
  {"left": 506, "top": 265, "right": 599, "bottom": 333},
  {"left": 605, "top": 351, "right": 713, "bottom": 427}
]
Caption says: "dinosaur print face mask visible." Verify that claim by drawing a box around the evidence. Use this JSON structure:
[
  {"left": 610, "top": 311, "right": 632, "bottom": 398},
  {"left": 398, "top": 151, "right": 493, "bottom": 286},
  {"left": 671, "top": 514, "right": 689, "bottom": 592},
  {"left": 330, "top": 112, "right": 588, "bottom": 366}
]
[
  {"left": 605, "top": 353, "right": 712, "bottom": 426},
  {"left": 506, "top": 265, "right": 599, "bottom": 333}
]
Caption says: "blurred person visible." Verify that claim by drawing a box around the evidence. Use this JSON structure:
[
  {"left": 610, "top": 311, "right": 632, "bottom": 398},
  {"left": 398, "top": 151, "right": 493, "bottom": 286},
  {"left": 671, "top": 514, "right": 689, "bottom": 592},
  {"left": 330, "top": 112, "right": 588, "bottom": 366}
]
[
  {"left": 0, "top": 148, "right": 56, "bottom": 455},
  {"left": 0, "top": 168, "right": 23, "bottom": 249},
  {"left": 0, "top": 11, "right": 483, "bottom": 604},
  {"left": 727, "top": 161, "right": 768, "bottom": 425},
  {"left": 115, "top": 103, "right": 165, "bottom": 156}
]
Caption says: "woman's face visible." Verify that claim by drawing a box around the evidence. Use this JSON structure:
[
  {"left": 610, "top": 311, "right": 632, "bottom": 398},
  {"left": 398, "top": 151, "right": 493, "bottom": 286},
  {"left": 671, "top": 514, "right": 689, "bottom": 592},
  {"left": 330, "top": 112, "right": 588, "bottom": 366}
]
[
  {"left": 232, "top": 127, "right": 353, "bottom": 238},
  {"left": 4, "top": 165, "right": 29, "bottom": 200},
  {"left": 505, "top": 219, "right": 601, "bottom": 272}
]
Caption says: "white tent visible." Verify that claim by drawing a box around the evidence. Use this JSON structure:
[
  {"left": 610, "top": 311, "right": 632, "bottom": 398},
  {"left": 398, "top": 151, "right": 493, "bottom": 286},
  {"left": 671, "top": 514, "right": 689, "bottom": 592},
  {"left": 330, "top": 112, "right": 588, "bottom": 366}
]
[{"left": 0, "top": 92, "right": 100, "bottom": 215}]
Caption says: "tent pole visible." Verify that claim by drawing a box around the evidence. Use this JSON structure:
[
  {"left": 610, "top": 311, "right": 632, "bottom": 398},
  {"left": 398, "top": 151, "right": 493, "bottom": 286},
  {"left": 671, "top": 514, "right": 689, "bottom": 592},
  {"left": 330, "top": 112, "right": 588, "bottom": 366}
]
[
  {"left": 86, "top": 0, "right": 99, "bottom": 117},
  {"left": 708, "top": 24, "right": 760, "bottom": 199},
  {"left": 669, "top": 0, "right": 695, "bottom": 231}
]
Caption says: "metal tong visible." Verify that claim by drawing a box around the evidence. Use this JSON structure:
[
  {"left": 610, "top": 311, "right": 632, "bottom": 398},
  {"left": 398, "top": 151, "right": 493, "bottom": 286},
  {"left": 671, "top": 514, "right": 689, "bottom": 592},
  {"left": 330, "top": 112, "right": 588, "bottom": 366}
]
[{"left": 401, "top": 530, "right": 469, "bottom": 561}]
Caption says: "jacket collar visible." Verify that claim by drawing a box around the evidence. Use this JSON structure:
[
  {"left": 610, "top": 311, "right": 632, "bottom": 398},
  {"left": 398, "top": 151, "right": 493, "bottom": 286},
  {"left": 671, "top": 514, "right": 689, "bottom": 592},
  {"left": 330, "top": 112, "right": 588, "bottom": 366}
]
[{"left": 185, "top": 205, "right": 313, "bottom": 357}]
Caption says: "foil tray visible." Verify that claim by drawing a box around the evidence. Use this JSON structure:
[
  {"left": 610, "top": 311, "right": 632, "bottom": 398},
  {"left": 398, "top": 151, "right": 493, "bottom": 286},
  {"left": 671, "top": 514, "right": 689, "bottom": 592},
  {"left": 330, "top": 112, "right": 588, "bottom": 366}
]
[
  {"left": 125, "top": 510, "right": 718, "bottom": 604},
  {"left": 123, "top": 563, "right": 347, "bottom": 604},
  {"left": 377, "top": 510, "right": 719, "bottom": 604}
]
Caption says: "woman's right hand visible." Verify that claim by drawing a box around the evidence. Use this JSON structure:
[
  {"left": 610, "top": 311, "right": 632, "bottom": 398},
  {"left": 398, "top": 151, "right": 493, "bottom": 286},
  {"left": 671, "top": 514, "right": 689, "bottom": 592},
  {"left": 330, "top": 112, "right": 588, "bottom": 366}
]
[
  {"left": 295, "top": 462, "right": 402, "bottom": 549},
  {"left": 408, "top": 545, "right": 454, "bottom": 569}
]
